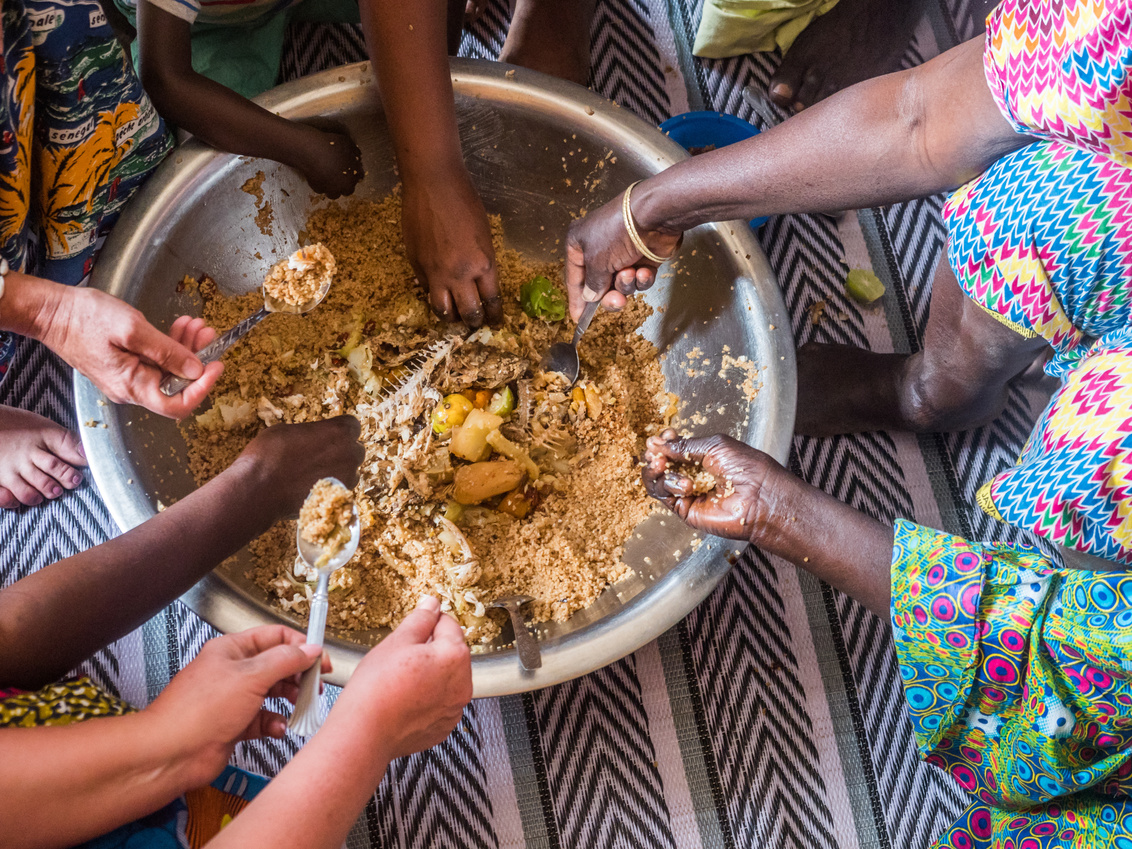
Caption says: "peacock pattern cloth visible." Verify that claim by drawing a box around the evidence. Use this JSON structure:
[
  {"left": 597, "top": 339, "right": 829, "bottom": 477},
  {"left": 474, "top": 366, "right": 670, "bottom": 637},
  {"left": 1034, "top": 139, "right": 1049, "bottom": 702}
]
[
  {"left": 941, "top": 0, "right": 1132, "bottom": 566},
  {"left": 891, "top": 520, "right": 1132, "bottom": 849}
]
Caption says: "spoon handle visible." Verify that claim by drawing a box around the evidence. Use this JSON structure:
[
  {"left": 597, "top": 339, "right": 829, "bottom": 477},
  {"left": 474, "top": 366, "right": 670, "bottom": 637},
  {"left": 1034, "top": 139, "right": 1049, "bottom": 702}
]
[
  {"left": 160, "top": 306, "right": 270, "bottom": 396},
  {"left": 507, "top": 606, "right": 542, "bottom": 670},
  {"left": 572, "top": 300, "right": 600, "bottom": 347},
  {"left": 288, "top": 572, "right": 330, "bottom": 737}
]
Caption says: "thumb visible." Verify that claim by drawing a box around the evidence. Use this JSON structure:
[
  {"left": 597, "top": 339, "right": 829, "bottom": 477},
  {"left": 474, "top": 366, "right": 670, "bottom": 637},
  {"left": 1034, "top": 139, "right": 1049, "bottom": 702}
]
[
  {"left": 244, "top": 642, "right": 322, "bottom": 691},
  {"left": 127, "top": 320, "right": 203, "bottom": 380},
  {"left": 384, "top": 596, "right": 443, "bottom": 647}
]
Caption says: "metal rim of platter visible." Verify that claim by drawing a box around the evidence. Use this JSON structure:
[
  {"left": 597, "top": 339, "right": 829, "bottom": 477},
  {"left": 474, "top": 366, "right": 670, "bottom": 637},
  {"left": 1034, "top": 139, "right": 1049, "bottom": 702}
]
[{"left": 75, "top": 59, "right": 796, "bottom": 697}]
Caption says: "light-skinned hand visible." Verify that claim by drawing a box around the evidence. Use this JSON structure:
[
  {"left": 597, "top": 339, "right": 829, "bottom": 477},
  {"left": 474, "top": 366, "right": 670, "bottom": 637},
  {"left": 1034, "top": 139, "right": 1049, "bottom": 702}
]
[
  {"left": 402, "top": 171, "right": 501, "bottom": 328},
  {"left": 146, "top": 625, "right": 332, "bottom": 790},
  {"left": 37, "top": 286, "right": 222, "bottom": 418},
  {"left": 334, "top": 596, "right": 472, "bottom": 762}
]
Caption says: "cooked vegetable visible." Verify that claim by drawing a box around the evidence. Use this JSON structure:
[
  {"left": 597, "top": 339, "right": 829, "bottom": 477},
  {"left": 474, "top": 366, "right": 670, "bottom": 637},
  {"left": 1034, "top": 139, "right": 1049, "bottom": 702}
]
[
  {"left": 845, "top": 268, "right": 885, "bottom": 304},
  {"left": 497, "top": 489, "right": 533, "bottom": 519},
  {"left": 487, "top": 386, "right": 515, "bottom": 417},
  {"left": 443, "top": 500, "right": 466, "bottom": 523},
  {"left": 519, "top": 275, "right": 566, "bottom": 322},
  {"left": 431, "top": 394, "right": 475, "bottom": 434},
  {"left": 450, "top": 408, "right": 504, "bottom": 461},
  {"left": 486, "top": 429, "right": 540, "bottom": 481},
  {"left": 583, "top": 383, "right": 603, "bottom": 420},
  {"left": 453, "top": 460, "right": 526, "bottom": 505}
]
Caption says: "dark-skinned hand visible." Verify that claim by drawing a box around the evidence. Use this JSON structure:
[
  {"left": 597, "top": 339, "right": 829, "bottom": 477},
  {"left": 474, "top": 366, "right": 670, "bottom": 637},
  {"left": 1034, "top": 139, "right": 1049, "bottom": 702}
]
[
  {"left": 402, "top": 170, "right": 501, "bottom": 328},
  {"left": 300, "top": 130, "right": 364, "bottom": 199},
  {"left": 564, "top": 187, "right": 682, "bottom": 321},
  {"left": 642, "top": 429, "right": 782, "bottom": 543}
]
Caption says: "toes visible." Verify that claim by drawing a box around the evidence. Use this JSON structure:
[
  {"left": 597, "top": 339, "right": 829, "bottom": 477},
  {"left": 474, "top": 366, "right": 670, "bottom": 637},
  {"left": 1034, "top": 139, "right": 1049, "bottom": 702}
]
[
  {"left": 42, "top": 426, "right": 87, "bottom": 468},
  {"left": 20, "top": 464, "right": 65, "bottom": 500},
  {"left": 793, "top": 68, "right": 823, "bottom": 110},
  {"left": 6, "top": 477, "right": 44, "bottom": 507},
  {"left": 0, "top": 487, "right": 18, "bottom": 510},
  {"left": 31, "top": 447, "right": 83, "bottom": 490}
]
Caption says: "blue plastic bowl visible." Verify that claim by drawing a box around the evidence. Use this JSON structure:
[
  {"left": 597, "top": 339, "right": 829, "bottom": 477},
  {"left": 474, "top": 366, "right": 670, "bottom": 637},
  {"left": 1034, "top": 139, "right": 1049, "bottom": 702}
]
[{"left": 659, "top": 111, "right": 769, "bottom": 229}]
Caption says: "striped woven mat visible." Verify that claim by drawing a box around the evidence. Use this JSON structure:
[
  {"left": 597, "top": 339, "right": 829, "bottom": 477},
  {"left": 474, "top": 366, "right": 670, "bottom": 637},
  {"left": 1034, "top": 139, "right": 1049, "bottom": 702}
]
[{"left": 0, "top": 1, "right": 1054, "bottom": 846}]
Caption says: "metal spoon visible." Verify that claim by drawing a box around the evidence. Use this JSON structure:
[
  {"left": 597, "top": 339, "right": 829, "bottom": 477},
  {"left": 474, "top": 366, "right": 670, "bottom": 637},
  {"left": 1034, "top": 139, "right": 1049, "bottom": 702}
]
[
  {"left": 288, "top": 478, "right": 361, "bottom": 737},
  {"left": 540, "top": 300, "right": 599, "bottom": 385},
  {"left": 160, "top": 250, "right": 333, "bottom": 396},
  {"left": 489, "top": 595, "right": 541, "bottom": 670}
]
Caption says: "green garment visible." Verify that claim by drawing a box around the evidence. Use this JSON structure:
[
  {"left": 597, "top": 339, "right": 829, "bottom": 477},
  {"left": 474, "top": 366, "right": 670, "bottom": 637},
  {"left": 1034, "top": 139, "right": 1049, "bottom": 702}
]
[
  {"left": 692, "top": 0, "right": 840, "bottom": 60},
  {"left": 116, "top": 0, "right": 360, "bottom": 100}
]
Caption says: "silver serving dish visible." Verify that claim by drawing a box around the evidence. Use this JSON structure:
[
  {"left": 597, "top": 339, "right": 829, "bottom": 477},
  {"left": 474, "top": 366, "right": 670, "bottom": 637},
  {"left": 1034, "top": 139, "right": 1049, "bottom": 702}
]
[{"left": 75, "top": 60, "right": 795, "bottom": 697}]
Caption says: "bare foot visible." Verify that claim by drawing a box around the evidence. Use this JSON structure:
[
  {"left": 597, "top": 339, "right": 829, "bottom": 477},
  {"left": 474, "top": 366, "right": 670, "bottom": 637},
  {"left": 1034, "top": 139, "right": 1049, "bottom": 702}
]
[
  {"left": 499, "top": 0, "right": 595, "bottom": 86},
  {"left": 0, "top": 406, "right": 87, "bottom": 508},
  {"left": 768, "top": 0, "right": 926, "bottom": 111}
]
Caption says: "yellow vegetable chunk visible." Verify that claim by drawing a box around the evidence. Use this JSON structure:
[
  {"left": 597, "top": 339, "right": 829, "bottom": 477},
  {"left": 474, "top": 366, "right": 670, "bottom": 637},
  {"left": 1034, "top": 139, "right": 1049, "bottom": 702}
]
[
  {"left": 431, "top": 394, "right": 474, "bottom": 435},
  {"left": 450, "top": 408, "right": 503, "bottom": 461},
  {"left": 453, "top": 460, "right": 526, "bottom": 505},
  {"left": 486, "top": 429, "right": 540, "bottom": 481}
]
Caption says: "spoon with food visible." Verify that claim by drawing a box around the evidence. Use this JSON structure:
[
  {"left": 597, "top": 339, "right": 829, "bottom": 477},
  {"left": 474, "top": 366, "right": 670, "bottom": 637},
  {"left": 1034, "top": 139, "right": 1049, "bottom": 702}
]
[
  {"left": 161, "top": 243, "right": 336, "bottom": 396},
  {"left": 540, "top": 299, "right": 599, "bottom": 386},
  {"left": 288, "top": 476, "right": 360, "bottom": 737}
]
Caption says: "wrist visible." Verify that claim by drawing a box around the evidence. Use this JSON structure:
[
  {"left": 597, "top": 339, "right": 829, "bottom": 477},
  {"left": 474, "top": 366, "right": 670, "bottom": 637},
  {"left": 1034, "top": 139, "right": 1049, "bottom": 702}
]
[
  {"left": 0, "top": 273, "right": 68, "bottom": 341},
  {"left": 125, "top": 709, "right": 210, "bottom": 798},
  {"left": 631, "top": 176, "right": 686, "bottom": 239}
]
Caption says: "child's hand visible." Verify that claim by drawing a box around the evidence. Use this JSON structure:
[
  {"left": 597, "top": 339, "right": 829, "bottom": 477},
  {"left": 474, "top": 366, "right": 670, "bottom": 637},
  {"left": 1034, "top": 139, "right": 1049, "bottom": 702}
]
[
  {"left": 333, "top": 596, "right": 472, "bottom": 761},
  {"left": 236, "top": 416, "right": 365, "bottom": 516},
  {"left": 301, "top": 130, "right": 364, "bottom": 199},
  {"left": 401, "top": 172, "right": 501, "bottom": 328},
  {"left": 643, "top": 429, "right": 784, "bottom": 542},
  {"left": 146, "top": 625, "right": 330, "bottom": 789}
]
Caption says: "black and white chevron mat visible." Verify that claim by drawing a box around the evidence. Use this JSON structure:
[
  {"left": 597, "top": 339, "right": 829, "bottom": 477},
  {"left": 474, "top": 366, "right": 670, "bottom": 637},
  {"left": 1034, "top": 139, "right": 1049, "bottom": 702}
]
[{"left": 0, "top": 0, "right": 1045, "bottom": 846}]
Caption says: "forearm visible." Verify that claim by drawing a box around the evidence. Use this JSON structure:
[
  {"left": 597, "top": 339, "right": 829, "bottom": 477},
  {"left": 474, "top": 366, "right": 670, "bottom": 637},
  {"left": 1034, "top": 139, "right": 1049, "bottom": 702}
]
[
  {"left": 0, "top": 272, "right": 66, "bottom": 340},
  {"left": 137, "top": 2, "right": 320, "bottom": 169},
  {"left": 753, "top": 474, "right": 894, "bottom": 616},
  {"left": 0, "top": 455, "right": 281, "bottom": 688},
  {"left": 207, "top": 691, "right": 393, "bottom": 849},
  {"left": 0, "top": 713, "right": 194, "bottom": 849},
  {"left": 360, "top": 0, "right": 464, "bottom": 182},
  {"left": 634, "top": 38, "right": 1029, "bottom": 233}
]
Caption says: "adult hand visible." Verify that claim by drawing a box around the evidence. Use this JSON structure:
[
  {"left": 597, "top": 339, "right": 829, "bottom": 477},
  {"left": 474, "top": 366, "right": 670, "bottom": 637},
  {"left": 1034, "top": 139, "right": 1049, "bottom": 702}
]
[
  {"left": 335, "top": 596, "right": 472, "bottom": 761},
  {"left": 147, "top": 625, "right": 331, "bottom": 789},
  {"left": 565, "top": 185, "right": 682, "bottom": 321},
  {"left": 642, "top": 429, "right": 784, "bottom": 542},
  {"left": 236, "top": 415, "right": 365, "bottom": 516},
  {"left": 37, "top": 286, "right": 222, "bottom": 419},
  {"left": 301, "top": 130, "right": 364, "bottom": 199},
  {"left": 402, "top": 171, "right": 501, "bottom": 328}
]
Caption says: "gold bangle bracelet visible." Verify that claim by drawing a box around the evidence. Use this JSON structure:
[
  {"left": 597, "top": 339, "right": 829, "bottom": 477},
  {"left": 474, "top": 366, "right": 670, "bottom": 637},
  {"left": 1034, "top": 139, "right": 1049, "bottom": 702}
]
[{"left": 622, "top": 181, "right": 672, "bottom": 265}]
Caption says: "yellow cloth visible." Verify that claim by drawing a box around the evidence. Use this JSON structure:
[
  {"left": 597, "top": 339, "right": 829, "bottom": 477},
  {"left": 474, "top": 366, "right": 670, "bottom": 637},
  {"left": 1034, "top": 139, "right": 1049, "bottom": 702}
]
[{"left": 692, "top": 0, "right": 841, "bottom": 59}]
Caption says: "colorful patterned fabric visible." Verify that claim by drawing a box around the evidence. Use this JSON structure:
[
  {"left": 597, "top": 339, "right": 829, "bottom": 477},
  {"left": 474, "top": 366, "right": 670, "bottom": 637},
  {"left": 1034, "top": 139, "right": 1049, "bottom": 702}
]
[
  {"left": 0, "top": 676, "right": 133, "bottom": 726},
  {"left": 976, "top": 330, "right": 1132, "bottom": 566},
  {"left": 983, "top": 0, "right": 1132, "bottom": 166},
  {"left": 890, "top": 519, "right": 1132, "bottom": 849},
  {"left": 945, "top": 140, "right": 1132, "bottom": 380},
  {"left": 0, "top": 677, "right": 268, "bottom": 847},
  {"left": 0, "top": 0, "right": 171, "bottom": 376}
]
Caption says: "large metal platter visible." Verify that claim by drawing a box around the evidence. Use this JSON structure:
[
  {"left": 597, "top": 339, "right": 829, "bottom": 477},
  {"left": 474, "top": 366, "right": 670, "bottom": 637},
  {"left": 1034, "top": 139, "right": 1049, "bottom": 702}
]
[{"left": 75, "top": 59, "right": 795, "bottom": 697}]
